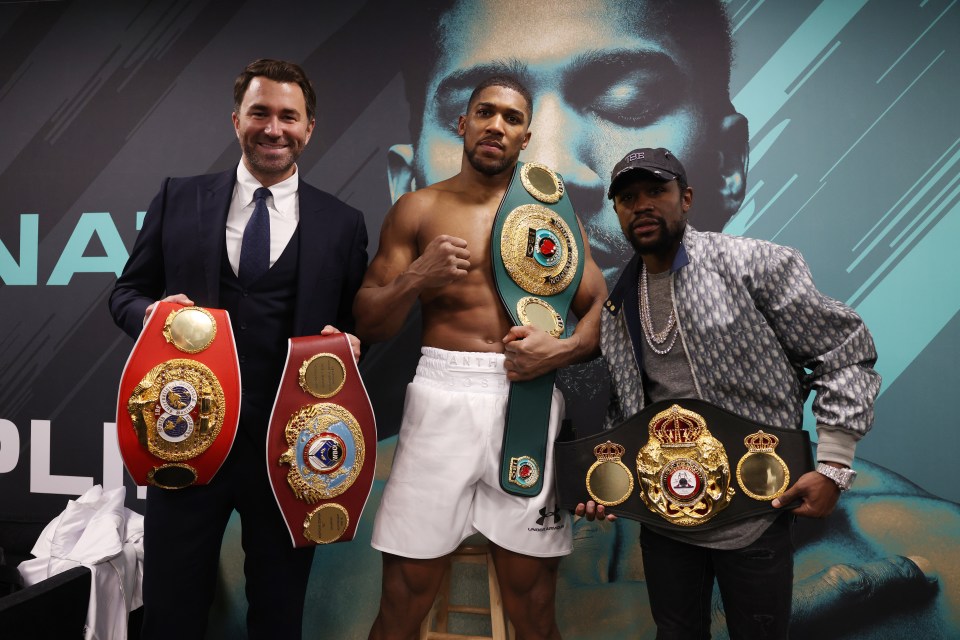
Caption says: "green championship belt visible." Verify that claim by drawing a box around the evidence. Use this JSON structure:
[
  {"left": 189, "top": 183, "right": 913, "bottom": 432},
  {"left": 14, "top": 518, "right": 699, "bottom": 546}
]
[{"left": 492, "top": 162, "right": 585, "bottom": 497}]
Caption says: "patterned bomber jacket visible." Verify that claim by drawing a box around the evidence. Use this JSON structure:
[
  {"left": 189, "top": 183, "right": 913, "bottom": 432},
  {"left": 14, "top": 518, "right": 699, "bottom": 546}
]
[{"left": 600, "top": 227, "right": 881, "bottom": 465}]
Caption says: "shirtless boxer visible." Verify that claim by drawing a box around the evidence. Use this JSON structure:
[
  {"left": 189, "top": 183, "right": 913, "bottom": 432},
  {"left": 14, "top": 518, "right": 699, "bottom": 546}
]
[{"left": 355, "top": 76, "right": 606, "bottom": 640}]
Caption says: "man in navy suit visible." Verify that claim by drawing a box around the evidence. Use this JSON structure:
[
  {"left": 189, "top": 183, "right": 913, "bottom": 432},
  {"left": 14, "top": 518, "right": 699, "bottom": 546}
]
[{"left": 109, "top": 59, "right": 368, "bottom": 639}]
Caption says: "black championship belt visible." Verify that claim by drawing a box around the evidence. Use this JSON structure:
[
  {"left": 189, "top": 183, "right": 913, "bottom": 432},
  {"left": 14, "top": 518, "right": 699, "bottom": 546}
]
[
  {"left": 116, "top": 302, "right": 241, "bottom": 489},
  {"left": 491, "top": 162, "right": 585, "bottom": 497},
  {"left": 554, "top": 399, "right": 814, "bottom": 529},
  {"left": 266, "top": 334, "right": 377, "bottom": 547}
]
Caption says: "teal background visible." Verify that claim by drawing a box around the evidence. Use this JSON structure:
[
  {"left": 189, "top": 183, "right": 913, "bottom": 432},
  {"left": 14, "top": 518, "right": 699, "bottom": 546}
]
[{"left": 724, "top": 0, "right": 959, "bottom": 497}]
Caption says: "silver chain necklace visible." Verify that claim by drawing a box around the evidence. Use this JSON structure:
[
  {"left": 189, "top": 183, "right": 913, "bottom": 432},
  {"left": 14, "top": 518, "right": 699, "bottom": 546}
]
[{"left": 638, "top": 263, "right": 679, "bottom": 355}]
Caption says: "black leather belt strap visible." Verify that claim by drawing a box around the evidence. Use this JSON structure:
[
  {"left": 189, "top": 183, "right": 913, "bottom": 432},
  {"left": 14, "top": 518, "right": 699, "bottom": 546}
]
[{"left": 554, "top": 398, "right": 814, "bottom": 530}]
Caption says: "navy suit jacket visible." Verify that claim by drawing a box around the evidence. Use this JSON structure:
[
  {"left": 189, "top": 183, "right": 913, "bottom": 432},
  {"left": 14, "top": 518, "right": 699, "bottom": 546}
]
[{"left": 110, "top": 169, "right": 368, "bottom": 341}]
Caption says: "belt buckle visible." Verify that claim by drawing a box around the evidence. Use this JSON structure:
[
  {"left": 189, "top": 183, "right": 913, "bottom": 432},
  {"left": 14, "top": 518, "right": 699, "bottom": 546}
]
[{"left": 637, "top": 404, "right": 735, "bottom": 527}]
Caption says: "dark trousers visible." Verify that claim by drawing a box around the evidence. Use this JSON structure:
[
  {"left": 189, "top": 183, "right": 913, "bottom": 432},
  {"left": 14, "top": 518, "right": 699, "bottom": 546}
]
[
  {"left": 640, "top": 516, "right": 794, "bottom": 640},
  {"left": 139, "top": 433, "right": 315, "bottom": 640}
]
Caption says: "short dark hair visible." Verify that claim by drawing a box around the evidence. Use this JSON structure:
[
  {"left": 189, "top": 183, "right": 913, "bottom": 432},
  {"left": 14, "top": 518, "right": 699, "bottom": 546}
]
[
  {"left": 466, "top": 75, "right": 534, "bottom": 123},
  {"left": 233, "top": 58, "right": 317, "bottom": 122}
]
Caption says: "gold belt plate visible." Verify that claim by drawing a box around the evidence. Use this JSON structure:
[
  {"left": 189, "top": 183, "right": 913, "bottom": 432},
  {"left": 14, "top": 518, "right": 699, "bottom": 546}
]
[
  {"left": 162, "top": 307, "right": 217, "bottom": 353},
  {"left": 736, "top": 430, "right": 790, "bottom": 500},
  {"left": 586, "top": 441, "right": 634, "bottom": 506},
  {"left": 520, "top": 162, "right": 565, "bottom": 204},
  {"left": 279, "top": 403, "right": 365, "bottom": 502},
  {"left": 299, "top": 352, "right": 346, "bottom": 398},
  {"left": 516, "top": 296, "right": 565, "bottom": 337},
  {"left": 303, "top": 503, "right": 350, "bottom": 544},
  {"left": 636, "top": 404, "right": 734, "bottom": 527},
  {"left": 126, "top": 358, "right": 226, "bottom": 461},
  {"left": 500, "top": 204, "right": 579, "bottom": 296}
]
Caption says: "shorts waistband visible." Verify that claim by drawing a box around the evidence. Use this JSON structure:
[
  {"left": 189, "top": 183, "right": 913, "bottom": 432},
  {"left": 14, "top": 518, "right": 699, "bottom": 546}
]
[{"left": 415, "top": 347, "right": 508, "bottom": 394}]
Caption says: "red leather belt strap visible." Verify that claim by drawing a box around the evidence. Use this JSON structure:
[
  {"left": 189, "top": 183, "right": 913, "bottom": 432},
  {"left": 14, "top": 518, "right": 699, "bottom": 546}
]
[
  {"left": 266, "top": 334, "right": 377, "bottom": 547},
  {"left": 116, "top": 302, "right": 240, "bottom": 489}
]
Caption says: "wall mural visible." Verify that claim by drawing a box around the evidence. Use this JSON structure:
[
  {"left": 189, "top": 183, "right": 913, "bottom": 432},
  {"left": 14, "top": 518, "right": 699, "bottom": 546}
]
[{"left": 0, "top": 1, "right": 957, "bottom": 637}]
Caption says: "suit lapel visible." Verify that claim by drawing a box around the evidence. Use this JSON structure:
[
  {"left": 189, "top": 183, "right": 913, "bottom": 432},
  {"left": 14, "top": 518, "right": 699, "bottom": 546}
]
[{"left": 198, "top": 171, "right": 236, "bottom": 306}]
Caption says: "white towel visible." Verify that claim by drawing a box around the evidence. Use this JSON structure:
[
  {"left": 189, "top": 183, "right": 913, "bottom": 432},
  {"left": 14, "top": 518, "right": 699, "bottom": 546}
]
[{"left": 18, "top": 486, "right": 144, "bottom": 640}]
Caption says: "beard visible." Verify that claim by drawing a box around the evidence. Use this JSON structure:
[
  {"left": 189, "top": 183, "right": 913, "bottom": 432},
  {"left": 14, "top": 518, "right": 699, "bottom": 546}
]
[
  {"left": 628, "top": 217, "right": 687, "bottom": 257},
  {"left": 465, "top": 142, "right": 517, "bottom": 176},
  {"left": 241, "top": 139, "right": 299, "bottom": 178}
]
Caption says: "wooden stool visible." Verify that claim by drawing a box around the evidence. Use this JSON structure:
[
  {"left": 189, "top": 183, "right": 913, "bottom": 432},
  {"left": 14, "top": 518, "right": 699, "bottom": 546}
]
[{"left": 419, "top": 542, "right": 515, "bottom": 640}]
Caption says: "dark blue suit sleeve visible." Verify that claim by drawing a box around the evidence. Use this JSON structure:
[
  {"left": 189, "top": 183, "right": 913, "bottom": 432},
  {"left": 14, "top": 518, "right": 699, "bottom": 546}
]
[
  {"left": 336, "top": 210, "right": 369, "bottom": 335},
  {"left": 109, "top": 177, "right": 171, "bottom": 339}
]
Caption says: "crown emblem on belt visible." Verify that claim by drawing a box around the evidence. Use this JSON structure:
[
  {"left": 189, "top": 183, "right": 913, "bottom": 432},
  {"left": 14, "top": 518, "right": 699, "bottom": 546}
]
[
  {"left": 594, "top": 441, "right": 626, "bottom": 461},
  {"left": 649, "top": 404, "right": 707, "bottom": 446},
  {"left": 743, "top": 430, "right": 779, "bottom": 452}
]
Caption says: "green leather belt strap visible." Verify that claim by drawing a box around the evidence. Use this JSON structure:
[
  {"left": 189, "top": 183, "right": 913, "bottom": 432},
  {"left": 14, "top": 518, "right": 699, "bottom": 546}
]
[{"left": 491, "top": 161, "right": 585, "bottom": 497}]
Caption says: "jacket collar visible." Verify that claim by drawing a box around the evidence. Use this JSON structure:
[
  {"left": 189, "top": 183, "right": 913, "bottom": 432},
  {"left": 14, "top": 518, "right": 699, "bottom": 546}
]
[{"left": 604, "top": 227, "right": 693, "bottom": 315}]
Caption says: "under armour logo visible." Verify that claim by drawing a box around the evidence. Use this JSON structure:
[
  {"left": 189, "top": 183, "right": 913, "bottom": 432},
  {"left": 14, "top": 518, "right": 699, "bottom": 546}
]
[{"left": 536, "top": 504, "right": 561, "bottom": 526}]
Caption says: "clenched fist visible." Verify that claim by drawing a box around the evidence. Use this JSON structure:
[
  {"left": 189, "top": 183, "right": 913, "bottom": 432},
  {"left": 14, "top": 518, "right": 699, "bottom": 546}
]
[{"left": 408, "top": 234, "right": 471, "bottom": 288}]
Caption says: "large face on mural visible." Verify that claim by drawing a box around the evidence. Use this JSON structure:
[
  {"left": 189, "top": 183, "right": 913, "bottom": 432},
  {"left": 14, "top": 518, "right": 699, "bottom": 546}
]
[{"left": 390, "top": 0, "right": 749, "bottom": 282}]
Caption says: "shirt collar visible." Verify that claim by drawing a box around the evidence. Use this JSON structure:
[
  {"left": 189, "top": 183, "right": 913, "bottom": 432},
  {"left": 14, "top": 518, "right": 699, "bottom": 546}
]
[{"left": 235, "top": 161, "right": 299, "bottom": 218}]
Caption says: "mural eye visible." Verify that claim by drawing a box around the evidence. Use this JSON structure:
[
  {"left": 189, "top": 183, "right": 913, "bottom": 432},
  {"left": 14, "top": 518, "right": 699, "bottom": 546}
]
[
  {"left": 568, "top": 54, "right": 684, "bottom": 128},
  {"left": 587, "top": 70, "right": 680, "bottom": 127}
]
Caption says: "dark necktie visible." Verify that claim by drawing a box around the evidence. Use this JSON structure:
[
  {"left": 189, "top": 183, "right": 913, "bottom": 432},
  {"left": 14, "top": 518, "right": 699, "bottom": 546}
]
[{"left": 238, "top": 187, "right": 272, "bottom": 284}]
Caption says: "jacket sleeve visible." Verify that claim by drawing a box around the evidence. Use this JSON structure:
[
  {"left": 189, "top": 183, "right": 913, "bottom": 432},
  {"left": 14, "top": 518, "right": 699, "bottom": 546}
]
[
  {"left": 108, "top": 178, "right": 171, "bottom": 339},
  {"left": 335, "top": 208, "right": 369, "bottom": 336},
  {"left": 755, "top": 245, "right": 881, "bottom": 462}
]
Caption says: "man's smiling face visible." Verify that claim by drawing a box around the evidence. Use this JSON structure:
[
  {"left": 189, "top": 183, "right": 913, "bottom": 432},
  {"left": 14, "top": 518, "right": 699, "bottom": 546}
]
[{"left": 233, "top": 76, "right": 314, "bottom": 186}]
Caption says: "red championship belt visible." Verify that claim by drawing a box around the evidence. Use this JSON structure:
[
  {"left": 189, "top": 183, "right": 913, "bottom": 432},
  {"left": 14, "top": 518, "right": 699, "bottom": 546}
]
[
  {"left": 116, "top": 302, "right": 241, "bottom": 489},
  {"left": 266, "top": 334, "right": 377, "bottom": 547}
]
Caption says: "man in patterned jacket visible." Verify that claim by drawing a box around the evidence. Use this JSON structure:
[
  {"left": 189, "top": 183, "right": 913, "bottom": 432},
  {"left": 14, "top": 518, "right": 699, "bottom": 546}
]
[{"left": 577, "top": 147, "right": 881, "bottom": 639}]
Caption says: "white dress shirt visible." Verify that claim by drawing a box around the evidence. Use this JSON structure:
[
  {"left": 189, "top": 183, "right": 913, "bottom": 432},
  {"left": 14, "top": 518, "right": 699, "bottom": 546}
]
[{"left": 225, "top": 161, "right": 300, "bottom": 277}]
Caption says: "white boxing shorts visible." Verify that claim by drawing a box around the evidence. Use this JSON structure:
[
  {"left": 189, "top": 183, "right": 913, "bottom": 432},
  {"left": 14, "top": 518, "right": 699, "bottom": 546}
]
[{"left": 371, "top": 347, "right": 573, "bottom": 559}]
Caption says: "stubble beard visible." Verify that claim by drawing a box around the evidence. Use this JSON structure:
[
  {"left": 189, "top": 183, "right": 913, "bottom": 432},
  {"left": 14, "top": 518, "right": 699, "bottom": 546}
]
[
  {"left": 465, "top": 143, "right": 516, "bottom": 177},
  {"left": 243, "top": 139, "right": 299, "bottom": 180},
  {"left": 630, "top": 218, "right": 687, "bottom": 257}
]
